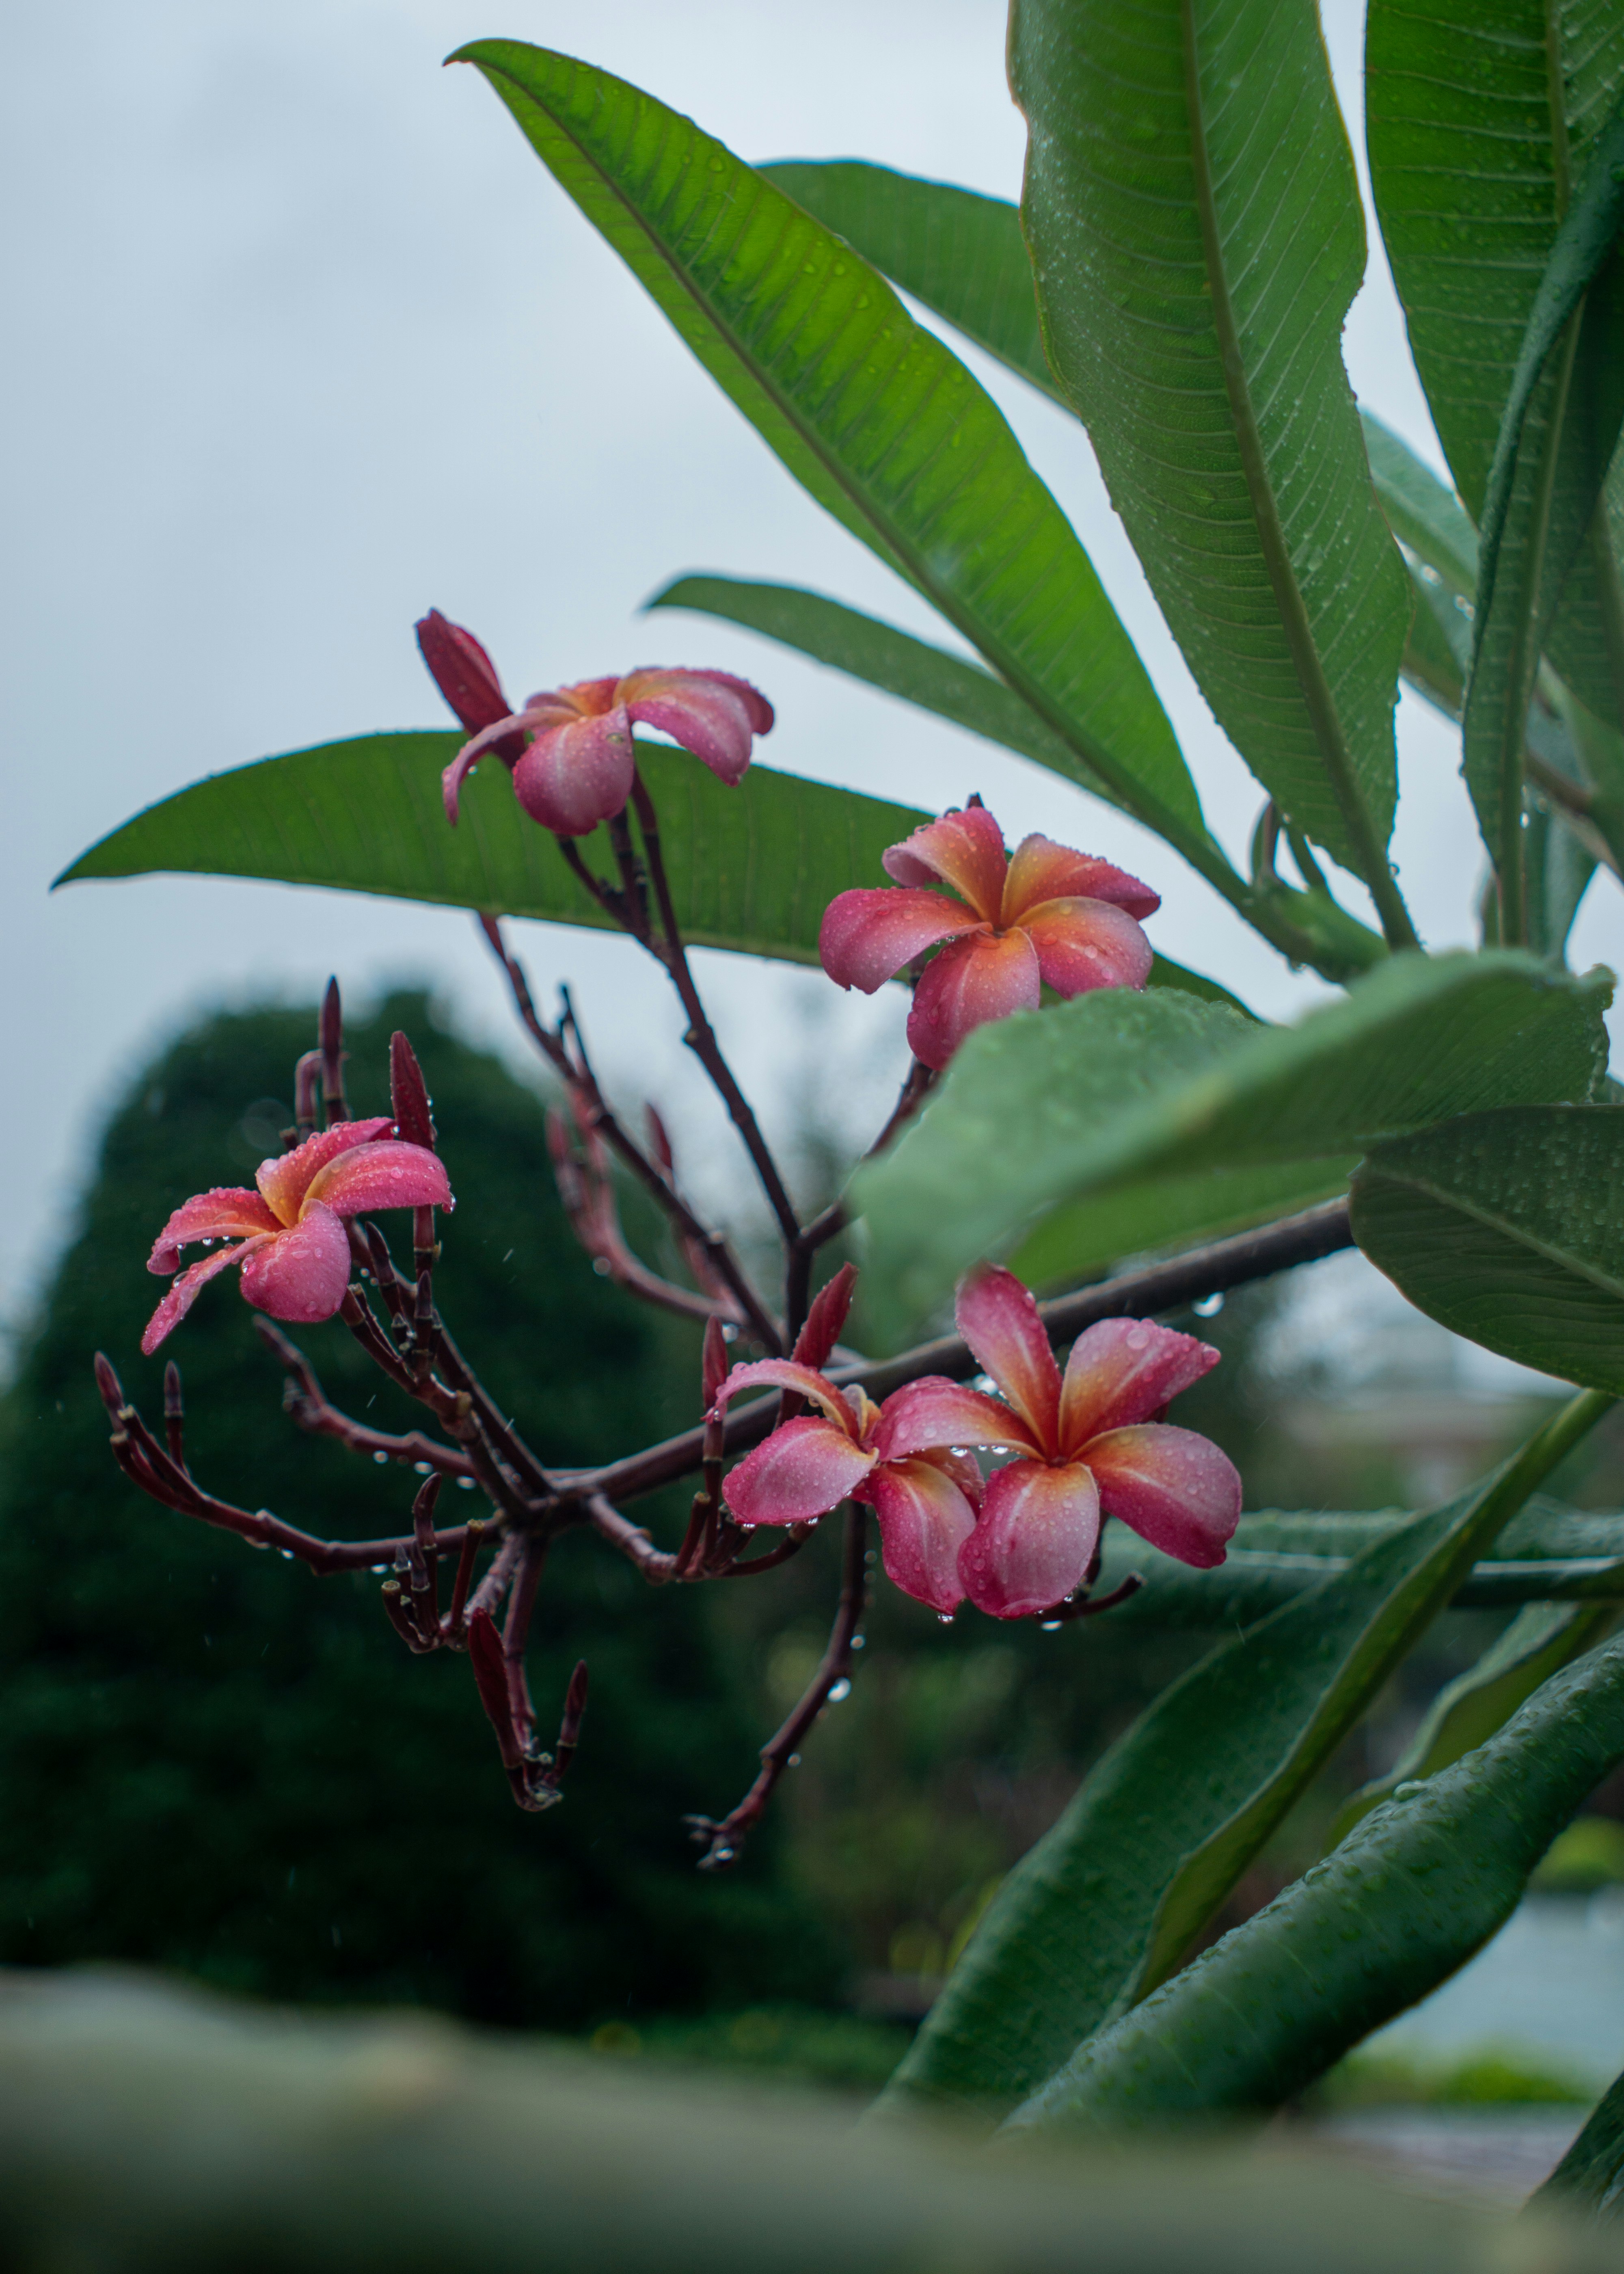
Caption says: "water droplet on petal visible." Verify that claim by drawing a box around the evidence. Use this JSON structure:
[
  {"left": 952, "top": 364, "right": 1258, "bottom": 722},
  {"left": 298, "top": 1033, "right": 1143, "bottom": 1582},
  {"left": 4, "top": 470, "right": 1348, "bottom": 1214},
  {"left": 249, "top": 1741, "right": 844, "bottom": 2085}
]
[{"left": 827, "top": 1678, "right": 851, "bottom": 1703}]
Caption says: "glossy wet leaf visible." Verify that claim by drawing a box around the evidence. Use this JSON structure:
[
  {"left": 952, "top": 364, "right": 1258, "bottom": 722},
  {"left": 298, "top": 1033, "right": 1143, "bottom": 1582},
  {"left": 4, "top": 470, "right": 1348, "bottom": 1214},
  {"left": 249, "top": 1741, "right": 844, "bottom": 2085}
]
[
  {"left": 855, "top": 953, "right": 1612, "bottom": 1351},
  {"left": 455, "top": 41, "right": 1214, "bottom": 867},
  {"left": 882, "top": 1400, "right": 1607, "bottom": 2120},
  {"left": 1009, "top": 1600, "right": 1624, "bottom": 2129},
  {"left": 1352, "top": 1105, "right": 1624, "bottom": 1392},
  {"left": 1009, "top": 0, "right": 1412, "bottom": 901}
]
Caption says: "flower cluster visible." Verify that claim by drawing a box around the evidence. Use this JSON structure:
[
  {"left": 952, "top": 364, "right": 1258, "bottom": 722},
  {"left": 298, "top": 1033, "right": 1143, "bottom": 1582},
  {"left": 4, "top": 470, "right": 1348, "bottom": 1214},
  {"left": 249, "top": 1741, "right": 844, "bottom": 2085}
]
[{"left": 711, "top": 1266, "right": 1241, "bottom": 1619}]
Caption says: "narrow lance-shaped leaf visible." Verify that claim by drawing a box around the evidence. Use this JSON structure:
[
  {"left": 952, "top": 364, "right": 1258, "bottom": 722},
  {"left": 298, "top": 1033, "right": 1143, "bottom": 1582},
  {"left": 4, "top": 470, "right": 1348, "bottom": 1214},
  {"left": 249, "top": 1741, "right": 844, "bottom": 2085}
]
[
  {"left": 1367, "top": 0, "right": 1624, "bottom": 733},
  {"left": 1531, "top": 2062, "right": 1624, "bottom": 2217},
  {"left": 1326, "top": 1600, "right": 1618, "bottom": 1848},
  {"left": 1009, "top": 0, "right": 1416, "bottom": 940},
  {"left": 881, "top": 1392, "right": 1612, "bottom": 2121},
  {"left": 1461, "top": 99, "right": 1624, "bottom": 934},
  {"left": 854, "top": 952, "right": 1612, "bottom": 1352},
  {"left": 453, "top": 41, "right": 1224, "bottom": 887},
  {"left": 1351, "top": 1105, "right": 1624, "bottom": 1393},
  {"left": 1008, "top": 1494, "right": 1624, "bottom": 2133}
]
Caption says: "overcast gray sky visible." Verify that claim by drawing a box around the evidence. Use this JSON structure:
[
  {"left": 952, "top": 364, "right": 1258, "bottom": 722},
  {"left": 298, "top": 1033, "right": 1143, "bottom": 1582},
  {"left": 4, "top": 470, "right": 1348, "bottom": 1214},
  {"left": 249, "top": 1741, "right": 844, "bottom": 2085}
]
[{"left": 4, "top": 0, "right": 1619, "bottom": 1341}]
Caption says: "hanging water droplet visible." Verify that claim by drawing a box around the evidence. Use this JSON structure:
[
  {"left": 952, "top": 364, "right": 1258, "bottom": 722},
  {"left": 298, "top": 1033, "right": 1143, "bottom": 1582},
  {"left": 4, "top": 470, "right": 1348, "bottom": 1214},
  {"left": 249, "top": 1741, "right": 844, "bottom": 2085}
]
[
  {"left": 372, "top": 1450, "right": 389, "bottom": 1466},
  {"left": 1193, "top": 1292, "right": 1224, "bottom": 1318},
  {"left": 788, "top": 1753, "right": 802, "bottom": 1768},
  {"left": 278, "top": 1549, "right": 296, "bottom": 1561},
  {"left": 1040, "top": 1619, "right": 1063, "bottom": 1632},
  {"left": 851, "top": 1634, "right": 866, "bottom": 1650},
  {"left": 456, "top": 1476, "right": 477, "bottom": 1491},
  {"left": 827, "top": 1678, "right": 851, "bottom": 1703},
  {"left": 937, "top": 1612, "right": 955, "bottom": 1625}
]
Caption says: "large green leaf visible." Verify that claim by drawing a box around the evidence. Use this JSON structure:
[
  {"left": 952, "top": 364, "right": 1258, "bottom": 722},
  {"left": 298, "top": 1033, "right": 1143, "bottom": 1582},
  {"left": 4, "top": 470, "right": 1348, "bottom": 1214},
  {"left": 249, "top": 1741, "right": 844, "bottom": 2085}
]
[
  {"left": 1009, "top": 1578, "right": 1624, "bottom": 2131},
  {"left": 1008, "top": 0, "right": 1414, "bottom": 929},
  {"left": 454, "top": 41, "right": 1220, "bottom": 880},
  {"left": 881, "top": 1393, "right": 1611, "bottom": 2121},
  {"left": 1325, "top": 1599, "right": 1618, "bottom": 1847},
  {"left": 56, "top": 733, "right": 927, "bottom": 966},
  {"left": 1367, "top": 0, "right": 1624, "bottom": 731},
  {"left": 854, "top": 952, "right": 1612, "bottom": 1351},
  {"left": 1352, "top": 1105, "right": 1624, "bottom": 1392},
  {"left": 1097, "top": 1497, "right": 1624, "bottom": 1627},
  {"left": 1531, "top": 2062, "right": 1624, "bottom": 2215},
  {"left": 1461, "top": 104, "right": 1624, "bottom": 924}
]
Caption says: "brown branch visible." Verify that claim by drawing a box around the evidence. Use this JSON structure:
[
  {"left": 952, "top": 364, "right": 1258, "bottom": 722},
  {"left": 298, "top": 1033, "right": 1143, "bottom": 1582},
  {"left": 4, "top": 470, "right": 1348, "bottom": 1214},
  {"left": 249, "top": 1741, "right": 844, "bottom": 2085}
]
[
  {"left": 253, "top": 1319, "right": 476, "bottom": 1481},
  {"left": 687, "top": 1502, "right": 868, "bottom": 1869},
  {"left": 579, "top": 1199, "right": 1356, "bottom": 1509},
  {"left": 585, "top": 1493, "right": 678, "bottom": 1583},
  {"left": 548, "top": 1096, "right": 736, "bottom": 1328}
]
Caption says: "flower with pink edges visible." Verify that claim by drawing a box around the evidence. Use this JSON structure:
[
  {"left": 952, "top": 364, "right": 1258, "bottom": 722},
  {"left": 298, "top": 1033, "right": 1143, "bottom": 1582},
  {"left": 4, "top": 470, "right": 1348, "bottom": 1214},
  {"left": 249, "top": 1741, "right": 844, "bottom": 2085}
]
[
  {"left": 142, "top": 1119, "right": 451, "bottom": 1354},
  {"left": 421, "top": 605, "right": 775, "bottom": 840},
  {"left": 890, "top": 1266, "right": 1241, "bottom": 1618},
  {"left": 818, "top": 804, "right": 1158, "bottom": 1070},
  {"left": 708, "top": 1360, "right": 987, "bottom": 1616}
]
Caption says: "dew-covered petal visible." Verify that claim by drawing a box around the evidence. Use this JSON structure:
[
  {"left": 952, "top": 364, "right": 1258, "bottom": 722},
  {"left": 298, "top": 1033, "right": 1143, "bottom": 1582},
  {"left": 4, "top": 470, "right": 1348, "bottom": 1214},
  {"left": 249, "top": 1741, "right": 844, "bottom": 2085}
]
[
  {"left": 140, "top": 1239, "right": 267, "bottom": 1355},
  {"left": 415, "top": 610, "right": 518, "bottom": 741},
  {"left": 818, "top": 888, "right": 978, "bottom": 994},
  {"left": 305, "top": 1140, "right": 452, "bottom": 1219},
  {"left": 1058, "top": 1318, "right": 1221, "bottom": 1451},
  {"left": 709, "top": 1357, "right": 859, "bottom": 1437},
  {"left": 881, "top": 806, "right": 1008, "bottom": 919},
  {"left": 860, "top": 1455, "right": 979, "bottom": 1615},
  {"left": 255, "top": 1118, "right": 395, "bottom": 1227},
  {"left": 954, "top": 1265, "right": 1062, "bottom": 1449},
  {"left": 1022, "top": 898, "right": 1153, "bottom": 997},
  {"left": 957, "top": 1458, "right": 1101, "bottom": 1620},
  {"left": 147, "top": 1186, "right": 281, "bottom": 1274},
  {"left": 620, "top": 667, "right": 773, "bottom": 784},
  {"left": 872, "top": 1377, "right": 1039, "bottom": 1461},
  {"left": 906, "top": 929, "right": 1041, "bottom": 1070},
  {"left": 721, "top": 1416, "right": 877, "bottom": 1526},
  {"left": 511, "top": 709, "right": 637, "bottom": 837},
  {"left": 1002, "top": 834, "right": 1160, "bottom": 923},
  {"left": 237, "top": 1202, "right": 354, "bottom": 1325},
  {"left": 1083, "top": 1424, "right": 1241, "bottom": 1569}
]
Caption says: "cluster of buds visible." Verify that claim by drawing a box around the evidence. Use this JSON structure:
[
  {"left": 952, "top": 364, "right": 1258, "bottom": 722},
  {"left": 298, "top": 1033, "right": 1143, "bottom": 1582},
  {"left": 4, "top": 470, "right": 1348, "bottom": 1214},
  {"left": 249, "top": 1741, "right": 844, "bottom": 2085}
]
[{"left": 95, "top": 620, "right": 1244, "bottom": 1863}]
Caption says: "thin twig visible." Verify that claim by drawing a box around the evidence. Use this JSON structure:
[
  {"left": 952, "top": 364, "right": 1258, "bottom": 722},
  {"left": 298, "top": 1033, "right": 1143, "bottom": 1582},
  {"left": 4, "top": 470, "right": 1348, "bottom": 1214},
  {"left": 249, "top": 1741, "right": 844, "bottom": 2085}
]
[{"left": 253, "top": 1319, "right": 476, "bottom": 1480}]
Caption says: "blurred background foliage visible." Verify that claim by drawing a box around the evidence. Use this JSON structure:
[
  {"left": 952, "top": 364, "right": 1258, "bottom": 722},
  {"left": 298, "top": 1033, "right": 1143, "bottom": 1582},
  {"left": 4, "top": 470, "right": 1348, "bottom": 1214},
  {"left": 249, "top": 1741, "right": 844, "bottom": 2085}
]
[{"left": 1, "top": 989, "right": 1620, "bottom": 2089}]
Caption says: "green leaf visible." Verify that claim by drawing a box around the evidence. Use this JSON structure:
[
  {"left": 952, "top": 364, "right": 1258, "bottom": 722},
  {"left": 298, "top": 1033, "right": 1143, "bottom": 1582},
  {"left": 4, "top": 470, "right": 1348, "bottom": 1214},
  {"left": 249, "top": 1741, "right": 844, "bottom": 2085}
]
[
  {"left": 881, "top": 1392, "right": 1611, "bottom": 2121},
  {"left": 1367, "top": 0, "right": 1624, "bottom": 731},
  {"left": 454, "top": 41, "right": 1219, "bottom": 875},
  {"left": 1008, "top": 0, "right": 1414, "bottom": 933},
  {"left": 759, "top": 161, "right": 1063, "bottom": 406},
  {"left": 55, "top": 733, "right": 930, "bottom": 967},
  {"left": 1097, "top": 1497, "right": 1624, "bottom": 1627},
  {"left": 1530, "top": 2063, "right": 1624, "bottom": 2215},
  {"left": 1362, "top": 417, "right": 1480, "bottom": 594},
  {"left": 1352, "top": 1105, "right": 1624, "bottom": 1393},
  {"left": 1008, "top": 1517, "right": 1624, "bottom": 2131},
  {"left": 1325, "top": 1600, "right": 1619, "bottom": 1848},
  {"left": 648, "top": 575, "right": 1123, "bottom": 810},
  {"left": 854, "top": 952, "right": 1612, "bottom": 1352},
  {"left": 1460, "top": 102, "right": 1624, "bottom": 923}
]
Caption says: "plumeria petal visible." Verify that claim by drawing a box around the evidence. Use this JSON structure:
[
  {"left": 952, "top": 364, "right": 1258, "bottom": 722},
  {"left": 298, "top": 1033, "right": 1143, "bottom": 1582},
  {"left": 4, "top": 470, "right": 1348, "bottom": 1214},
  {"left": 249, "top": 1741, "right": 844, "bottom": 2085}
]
[
  {"left": 954, "top": 1266, "right": 1063, "bottom": 1450},
  {"left": 511, "top": 709, "right": 637, "bottom": 836},
  {"left": 818, "top": 888, "right": 980, "bottom": 994},
  {"left": 415, "top": 610, "right": 519, "bottom": 741},
  {"left": 141, "top": 1239, "right": 270, "bottom": 1355},
  {"left": 255, "top": 1119, "right": 395, "bottom": 1228},
  {"left": 1082, "top": 1424, "right": 1241, "bottom": 1569},
  {"left": 881, "top": 807, "right": 1008, "bottom": 920},
  {"left": 906, "top": 929, "right": 1041, "bottom": 1071},
  {"left": 147, "top": 1187, "right": 281, "bottom": 1275},
  {"left": 721, "top": 1416, "right": 877, "bottom": 1526},
  {"left": 1002, "top": 835, "right": 1160, "bottom": 924},
  {"left": 304, "top": 1140, "right": 451, "bottom": 1219},
  {"left": 710, "top": 1358, "right": 860, "bottom": 1438},
  {"left": 1058, "top": 1318, "right": 1221, "bottom": 1453},
  {"left": 958, "top": 1458, "right": 1101, "bottom": 1619},
  {"left": 1022, "top": 898, "right": 1153, "bottom": 997},
  {"left": 860, "top": 1456, "right": 978, "bottom": 1615},
  {"left": 620, "top": 667, "right": 773, "bottom": 785},
  {"left": 237, "top": 1200, "right": 354, "bottom": 1325},
  {"left": 872, "top": 1377, "right": 1041, "bottom": 1461}
]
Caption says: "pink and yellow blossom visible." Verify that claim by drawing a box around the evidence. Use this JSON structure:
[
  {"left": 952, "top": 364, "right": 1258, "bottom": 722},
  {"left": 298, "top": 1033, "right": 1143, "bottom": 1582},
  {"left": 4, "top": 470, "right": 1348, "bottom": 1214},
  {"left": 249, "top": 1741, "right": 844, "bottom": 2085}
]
[
  {"left": 896, "top": 1267, "right": 1241, "bottom": 1619},
  {"left": 142, "top": 1119, "right": 451, "bottom": 1355},
  {"left": 708, "top": 1360, "right": 987, "bottom": 1616},
  {"left": 818, "top": 804, "right": 1158, "bottom": 1069},
  {"left": 439, "top": 661, "right": 774, "bottom": 839}
]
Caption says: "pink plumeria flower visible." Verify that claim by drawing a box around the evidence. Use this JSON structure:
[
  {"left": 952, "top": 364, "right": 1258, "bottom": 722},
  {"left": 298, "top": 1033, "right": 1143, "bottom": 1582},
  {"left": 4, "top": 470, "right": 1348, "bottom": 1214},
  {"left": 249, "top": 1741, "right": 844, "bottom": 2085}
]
[
  {"left": 889, "top": 1267, "right": 1241, "bottom": 1619},
  {"left": 709, "top": 1360, "right": 987, "bottom": 1616},
  {"left": 142, "top": 1119, "right": 451, "bottom": 1355},
  {"left": 439, "top": 664, "right": 774, "bottom": 839},
  {"left": 819, "top": 804, "right": 1159, "bottom": 1070}
]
